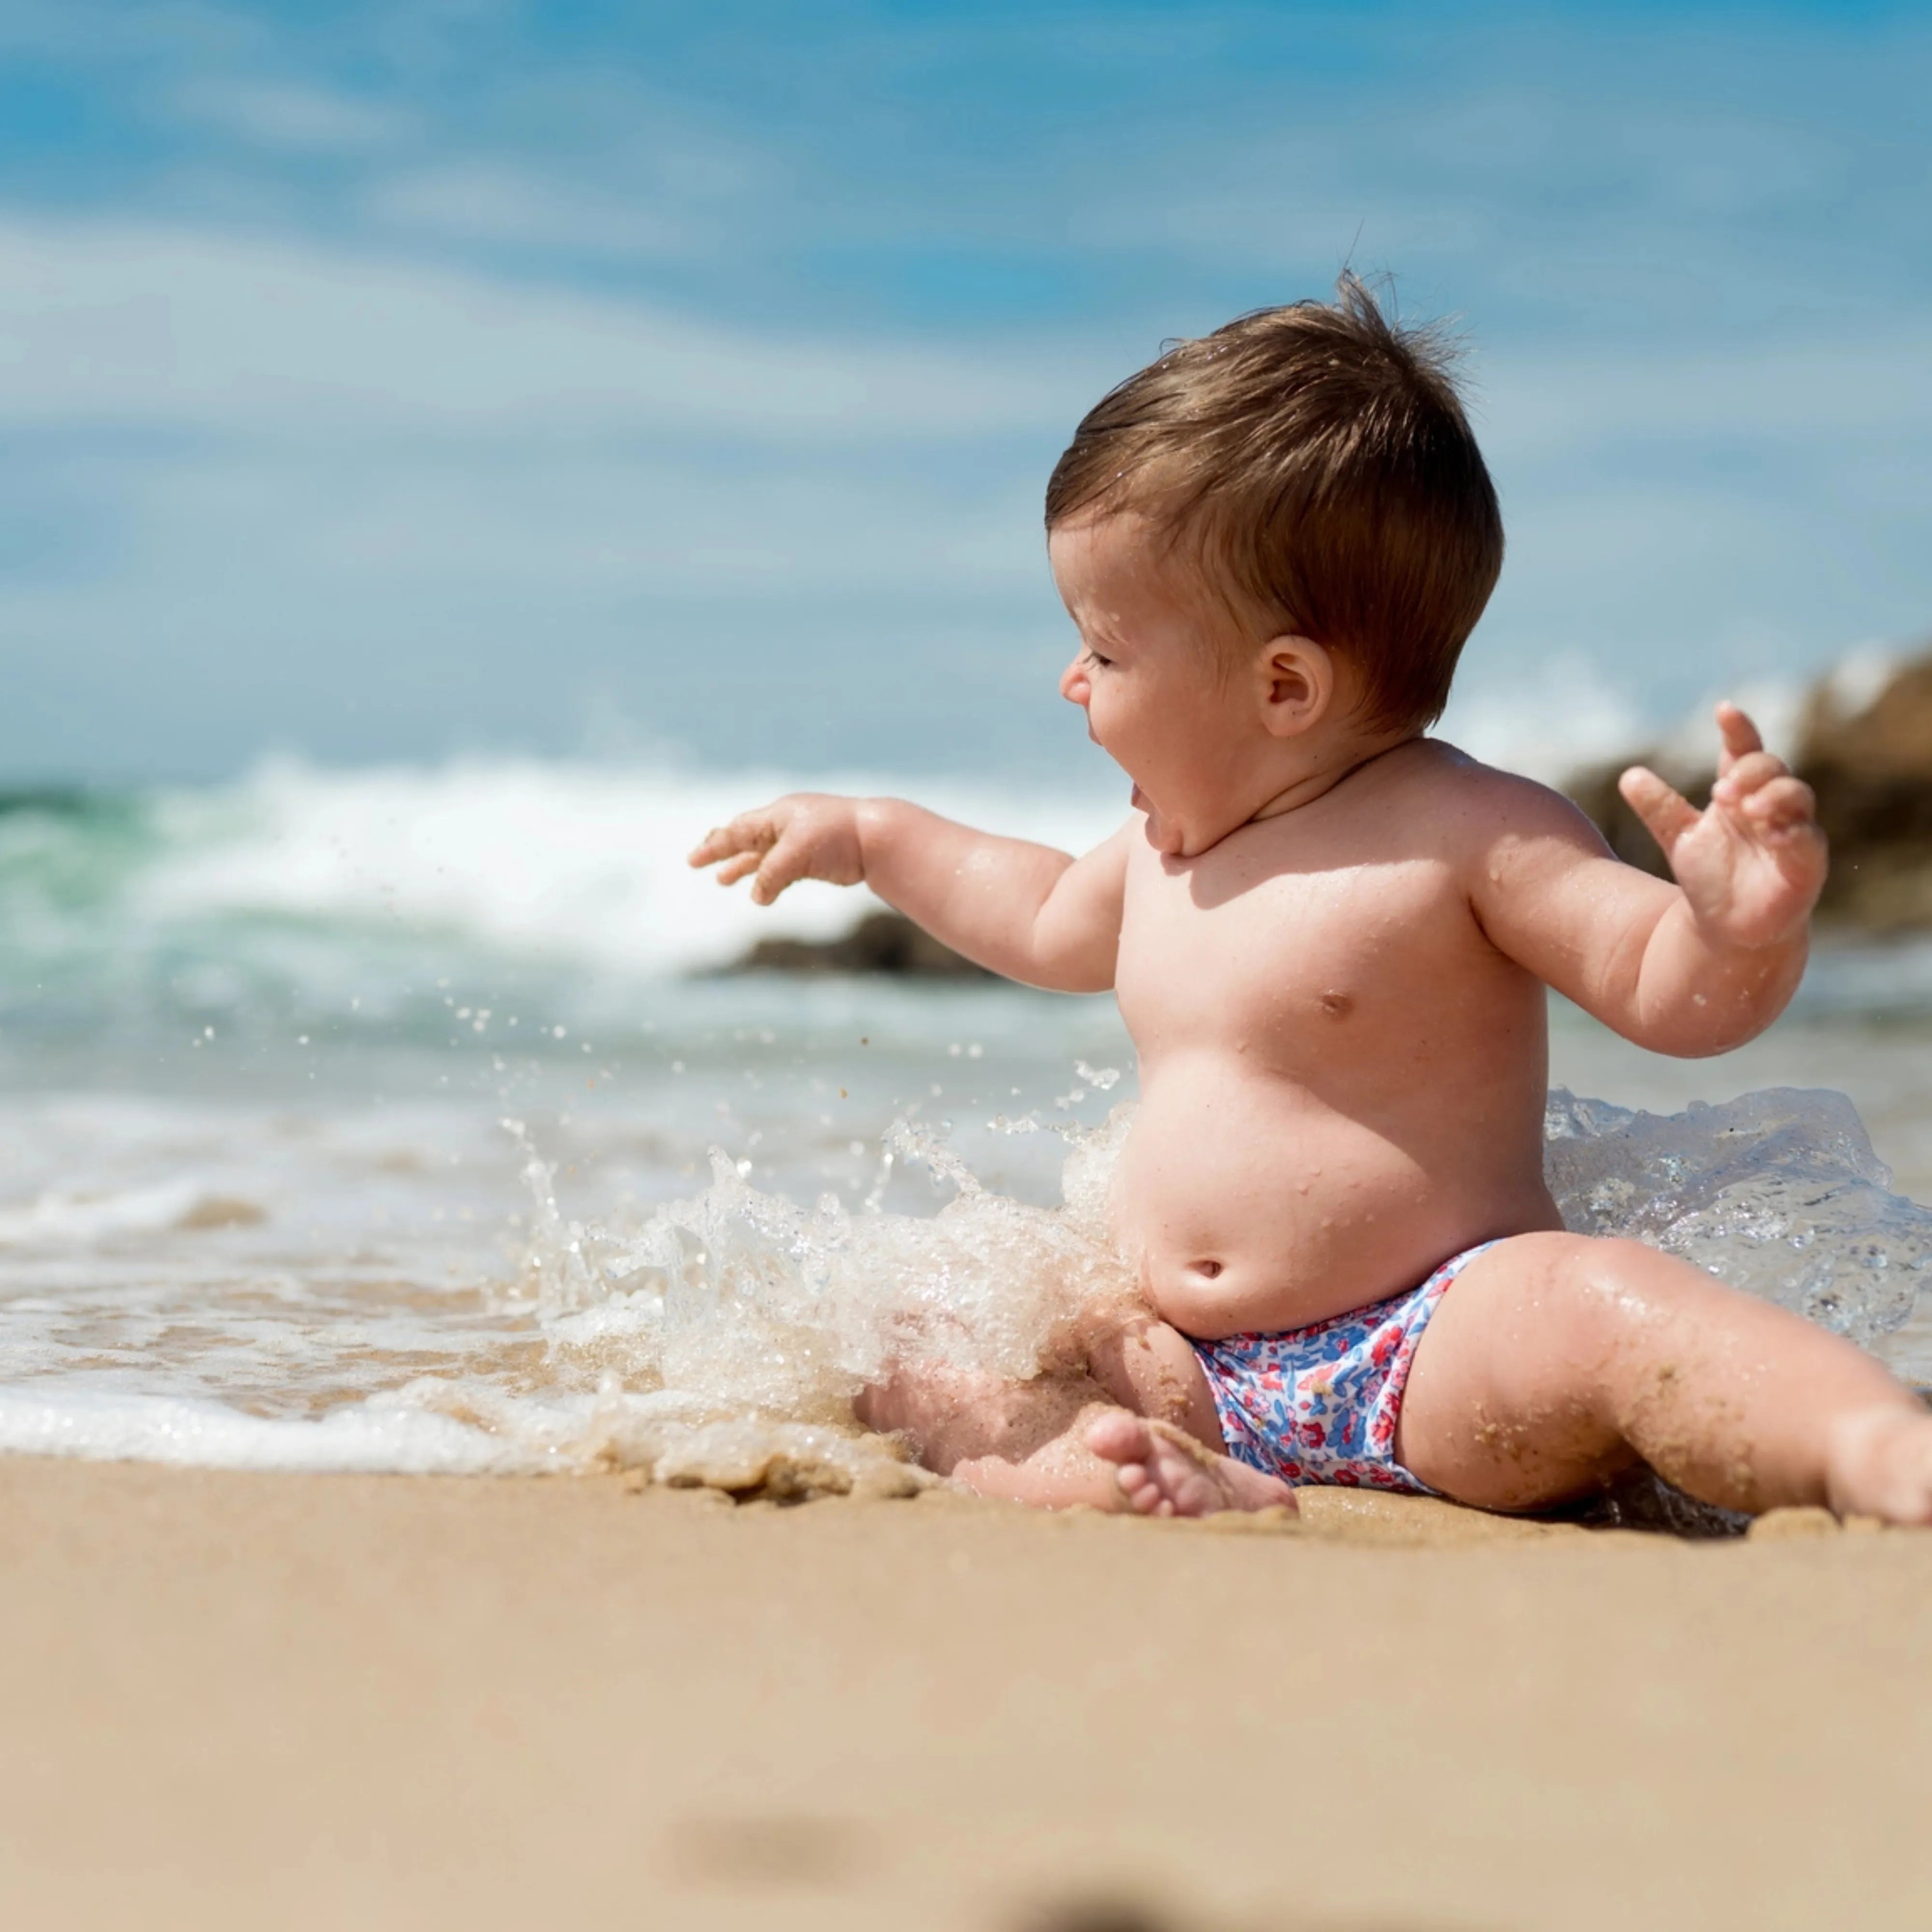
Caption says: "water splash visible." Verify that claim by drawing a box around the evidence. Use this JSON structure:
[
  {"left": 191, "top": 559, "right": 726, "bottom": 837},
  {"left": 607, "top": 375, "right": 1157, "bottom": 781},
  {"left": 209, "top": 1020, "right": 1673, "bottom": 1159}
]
[
  {"left": 1545, "top": 1086, "right": 1932, "bottom": 1355},
  {"left": 488, "top": 1108, "right": 1140, "bottom": 1490},
  {"left": 478, "top": 1085, "right": 1932, "bottom": 1496},
  {"left": 2, "top": 1084, "right": 1927, "bottom": 1491}
]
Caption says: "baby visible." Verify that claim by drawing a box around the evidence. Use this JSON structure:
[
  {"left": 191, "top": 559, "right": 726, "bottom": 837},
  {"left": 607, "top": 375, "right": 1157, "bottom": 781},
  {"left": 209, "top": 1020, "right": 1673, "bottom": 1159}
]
[{"left": 692, "top": 277, "right": 1932, "bottom": 1525}]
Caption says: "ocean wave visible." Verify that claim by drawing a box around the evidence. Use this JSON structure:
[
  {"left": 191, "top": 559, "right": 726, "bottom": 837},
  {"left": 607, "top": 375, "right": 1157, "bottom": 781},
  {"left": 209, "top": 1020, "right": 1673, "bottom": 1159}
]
[
  {"left": 7, "top": 740, "right": 1932, "bottom": 1045},
  {"left": 2, "top": 755, "right": 1128, "bottom": 979}
]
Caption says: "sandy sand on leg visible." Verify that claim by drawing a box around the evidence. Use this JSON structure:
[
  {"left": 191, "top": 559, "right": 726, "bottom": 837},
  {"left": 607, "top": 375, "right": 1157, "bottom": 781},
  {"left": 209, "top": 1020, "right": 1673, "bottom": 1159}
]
[{"left": 1, "top": 1456, "right": 1929, "bottom": 1932}]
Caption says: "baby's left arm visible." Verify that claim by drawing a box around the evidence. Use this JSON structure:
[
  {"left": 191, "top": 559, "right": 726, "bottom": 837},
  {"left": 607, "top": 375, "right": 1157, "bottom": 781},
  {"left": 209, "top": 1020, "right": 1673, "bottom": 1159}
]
[{"left": 1468, "top": 704, "right": 1826, "bottom": 1057}]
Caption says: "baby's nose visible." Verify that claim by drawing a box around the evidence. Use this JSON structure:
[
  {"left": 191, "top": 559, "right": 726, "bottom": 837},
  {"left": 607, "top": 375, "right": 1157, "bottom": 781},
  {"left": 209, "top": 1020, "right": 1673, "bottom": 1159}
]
[{"left": 1059, "top": 656, "right": 1090, "bottom": 705}]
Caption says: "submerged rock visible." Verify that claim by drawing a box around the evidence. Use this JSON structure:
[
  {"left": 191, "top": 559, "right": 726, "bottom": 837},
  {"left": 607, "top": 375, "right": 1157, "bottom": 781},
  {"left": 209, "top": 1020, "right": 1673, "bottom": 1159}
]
[
  {"left": 1565, "top": 640, "right": 1932, "bottom": 932},
  {"left": 720, "top": 909, "right": 991, "bottom": 978}
]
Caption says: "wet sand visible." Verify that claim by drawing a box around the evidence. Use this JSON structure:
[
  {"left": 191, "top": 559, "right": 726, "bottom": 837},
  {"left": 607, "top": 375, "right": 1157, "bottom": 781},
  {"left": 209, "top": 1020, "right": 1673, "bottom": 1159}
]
[{"left": 2, "top": 1460, "right": 1930, "bottom": 1931}]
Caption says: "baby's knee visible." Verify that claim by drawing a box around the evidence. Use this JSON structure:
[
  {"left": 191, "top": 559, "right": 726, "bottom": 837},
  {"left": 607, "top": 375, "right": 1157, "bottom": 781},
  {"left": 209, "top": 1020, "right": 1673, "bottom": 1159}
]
[
  {"left": 1540, "top": 1236, "right": 1748, "bottom": 1372},
  {"left": 1503, "top": 1231, "right": 1653, "bottom": 1280},
  {"left": 1084, "top": 1318, "right": 1217, "bottom": 1435},
  {"left": 1485, "top": 1232, "right": 1669, "bottom": 1348}
]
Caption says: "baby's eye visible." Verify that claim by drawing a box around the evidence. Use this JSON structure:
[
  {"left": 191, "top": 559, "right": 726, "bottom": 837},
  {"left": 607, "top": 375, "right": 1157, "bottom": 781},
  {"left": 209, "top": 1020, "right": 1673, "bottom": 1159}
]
[{"left": 1084, "top": 647, "right": 1113, "bottom": 668}]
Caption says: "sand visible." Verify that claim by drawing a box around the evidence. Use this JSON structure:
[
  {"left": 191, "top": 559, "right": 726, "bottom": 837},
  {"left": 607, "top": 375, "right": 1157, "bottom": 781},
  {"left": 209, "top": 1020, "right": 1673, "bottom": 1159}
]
[{"left": 2, "top": 1459, "right": 1929, "bottom": 1932}]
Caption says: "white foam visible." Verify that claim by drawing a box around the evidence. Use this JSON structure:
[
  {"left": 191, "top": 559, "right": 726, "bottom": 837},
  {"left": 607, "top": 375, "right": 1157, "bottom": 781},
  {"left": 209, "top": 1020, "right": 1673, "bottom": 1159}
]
[
  {"left": 0, "top": 1382, "right": 525, "bottom": 1473},
  {"left": 0, "top": 1179, "right": 210, "bottom": 1246},
  {"left": 1818, "top": 644, "right": 1904, "bottom": 724},
  {"left": 1438, "top": 657, "right": 1649, "bottom": 786},
  {"left": 511, "top": 1108, "right": 1139, "bottom": 1432},
  {"left": 139, "top": 755, "right": 1129, "bottom": 976},
  {"left": 1645, "top": 675, "right": 1809, "bottom": 783},
  {"left": 1440, "top": 662, "right": 1819, "bottom": 791},
  {"left": 1, "top": 1085, "right": 1927, "bottom": 1482}
]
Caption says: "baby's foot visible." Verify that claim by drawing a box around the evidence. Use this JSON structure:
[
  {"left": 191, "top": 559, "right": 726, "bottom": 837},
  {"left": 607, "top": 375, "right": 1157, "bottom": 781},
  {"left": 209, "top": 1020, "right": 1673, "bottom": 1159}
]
[
  {"left": 1085, "top": 1410, "right": 1298, "bottom": 1518},
  {"left": 1824, "top": 1405, "right": 1932, "bottom": 1525}
]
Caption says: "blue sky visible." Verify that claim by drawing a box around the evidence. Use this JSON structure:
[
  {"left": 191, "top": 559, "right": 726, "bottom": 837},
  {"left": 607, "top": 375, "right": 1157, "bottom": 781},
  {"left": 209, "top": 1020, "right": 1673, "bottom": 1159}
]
[{"left": 1, "top": 0, "right": 1928, "bottom": 783}]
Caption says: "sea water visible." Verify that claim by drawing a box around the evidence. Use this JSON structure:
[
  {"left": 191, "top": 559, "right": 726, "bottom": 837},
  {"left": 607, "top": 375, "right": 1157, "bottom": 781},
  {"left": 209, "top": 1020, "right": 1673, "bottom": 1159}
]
[{"left": 2, "top": 758, "right": 1931, "bottom": 1488}]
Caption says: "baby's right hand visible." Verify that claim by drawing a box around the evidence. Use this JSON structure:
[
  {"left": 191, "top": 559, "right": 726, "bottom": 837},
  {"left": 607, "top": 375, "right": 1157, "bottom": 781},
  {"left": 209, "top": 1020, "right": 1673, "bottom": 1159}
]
[{"left": 687, "top": 794, "right": 866, "bottom": 905}]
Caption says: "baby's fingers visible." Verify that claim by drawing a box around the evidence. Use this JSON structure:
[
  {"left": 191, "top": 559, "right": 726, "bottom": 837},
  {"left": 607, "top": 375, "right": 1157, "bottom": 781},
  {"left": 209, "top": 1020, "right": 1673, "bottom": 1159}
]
[
  {"left": 687, "top": 824, "right": 735, "bottom": 867},
  {"left": 712, "top": 852, "right": 765, "bottom": 887},
  {"left": 749, "top": 830, "right": 815, "bottom": 905},
  {"left": 687, "top": 813, "right": 777, "bottom": 870},
  {"left": 1739, "top": 774, "right": 1819, "bottom": 834},
  {"left": 1618, "top": 765, "right": 1701, "bottom": 862},
  {"left": 687, "top": 828, "right": 738, "bottom": 869},
  {"left": 1714, "top": 701, "right": 1763, "bottom": 776},
  {"left": 1711, "top": 750, "right": 1790, "bottom": 804}
]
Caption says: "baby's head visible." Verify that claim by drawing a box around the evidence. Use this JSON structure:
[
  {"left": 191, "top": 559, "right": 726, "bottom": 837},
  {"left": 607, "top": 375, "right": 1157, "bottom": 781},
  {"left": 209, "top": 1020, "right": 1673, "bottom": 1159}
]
[{"left": 1046, "top": 275, "right": 1502, "bottom": 846}]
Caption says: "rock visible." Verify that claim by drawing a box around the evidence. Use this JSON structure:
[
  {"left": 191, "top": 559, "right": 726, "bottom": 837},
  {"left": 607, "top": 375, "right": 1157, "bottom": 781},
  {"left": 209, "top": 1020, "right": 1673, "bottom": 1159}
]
[
  {"left": 173, "top": 1195, "right": 268, "bottom": 1230},
  {"left": 1564, "top": 640, "right": 1932, "bottom": 932},
  {"left": 721, "top": 909, "right": 991, "bottom": 979},
  {"left": 626, "top": 1418, "right": 931, "bottom": 1504},
  {"left": 1745, "top": 1506, "right": 1840, "bottom": 1541},
  {"left": 1795, "top": 652, "right": 1932, "bottom": 931},
  {"left": 656, "top": 1440, "right": 855, "bottom": 1500}
]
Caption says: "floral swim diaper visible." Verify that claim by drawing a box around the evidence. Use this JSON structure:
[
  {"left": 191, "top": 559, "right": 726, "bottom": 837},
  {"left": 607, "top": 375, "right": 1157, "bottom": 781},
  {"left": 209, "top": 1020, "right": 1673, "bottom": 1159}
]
[{"left": 1191, "top": 1242, "right": 1499, "bottom": 1492}]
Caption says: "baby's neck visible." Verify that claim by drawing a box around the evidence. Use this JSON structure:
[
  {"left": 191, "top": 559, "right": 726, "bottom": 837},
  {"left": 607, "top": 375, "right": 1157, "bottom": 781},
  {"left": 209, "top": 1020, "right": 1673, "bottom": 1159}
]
[{"left": 1247, "top": 723, "right": 1420, "bottom": 829}]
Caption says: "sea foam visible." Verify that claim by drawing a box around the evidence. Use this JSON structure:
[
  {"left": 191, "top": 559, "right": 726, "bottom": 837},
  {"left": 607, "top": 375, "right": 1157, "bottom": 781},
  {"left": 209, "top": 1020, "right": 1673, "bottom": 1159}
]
[
  {"left": 138, "top": 757, "right": 1126, "bottom": 977},
  {"left": 488, "top": 1083, "right": 1932, "bottom": 1495},
  {"left": 0, "top": 1082, "right": 1928, "bottom": 1492}
]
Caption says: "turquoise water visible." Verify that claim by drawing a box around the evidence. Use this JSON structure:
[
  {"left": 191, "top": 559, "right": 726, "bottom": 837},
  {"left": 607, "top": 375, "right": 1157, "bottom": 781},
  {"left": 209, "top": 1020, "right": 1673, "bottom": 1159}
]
[{"left": 2, "top": 762, "right": 1930, "bottom": 1476}]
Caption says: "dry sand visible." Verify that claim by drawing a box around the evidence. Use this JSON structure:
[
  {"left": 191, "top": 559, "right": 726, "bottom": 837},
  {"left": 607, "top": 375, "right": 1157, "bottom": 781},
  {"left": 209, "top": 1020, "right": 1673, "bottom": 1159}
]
[{"left": 2, "top": 1458, "right": 1929, "bottom": 1932}]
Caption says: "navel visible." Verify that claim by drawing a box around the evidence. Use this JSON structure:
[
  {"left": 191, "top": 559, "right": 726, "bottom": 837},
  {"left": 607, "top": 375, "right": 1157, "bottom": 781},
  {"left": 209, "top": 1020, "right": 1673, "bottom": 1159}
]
[{"left": 1316, "top": 989, "right": 1354, "bottom": 1019}]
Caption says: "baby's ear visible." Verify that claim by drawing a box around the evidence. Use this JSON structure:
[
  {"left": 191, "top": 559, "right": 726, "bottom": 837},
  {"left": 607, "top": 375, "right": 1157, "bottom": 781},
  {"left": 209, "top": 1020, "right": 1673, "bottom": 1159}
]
[{"left": 1257, "top": 635, "right": 1335, "bottom": 738}]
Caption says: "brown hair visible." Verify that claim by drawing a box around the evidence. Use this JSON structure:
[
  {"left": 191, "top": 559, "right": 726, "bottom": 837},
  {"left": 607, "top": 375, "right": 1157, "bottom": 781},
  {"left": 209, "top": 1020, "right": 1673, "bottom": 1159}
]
[{"left": 1044, "top": 274, "right": 1503, "bottom": 731}]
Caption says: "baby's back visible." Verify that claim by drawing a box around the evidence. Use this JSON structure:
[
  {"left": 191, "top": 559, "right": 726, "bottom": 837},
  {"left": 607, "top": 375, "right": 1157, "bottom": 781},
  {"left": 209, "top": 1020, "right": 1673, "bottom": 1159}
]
[{"left": 1112, "top": 740, "right": 1563, "bottom": 1338}]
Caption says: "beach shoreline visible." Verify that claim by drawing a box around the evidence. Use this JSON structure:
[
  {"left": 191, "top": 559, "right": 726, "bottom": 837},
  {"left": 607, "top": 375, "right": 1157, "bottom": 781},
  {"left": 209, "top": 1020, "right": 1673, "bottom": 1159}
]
[{"left": 3, "top": 1453, "right": 1930, "bottom": 1931}]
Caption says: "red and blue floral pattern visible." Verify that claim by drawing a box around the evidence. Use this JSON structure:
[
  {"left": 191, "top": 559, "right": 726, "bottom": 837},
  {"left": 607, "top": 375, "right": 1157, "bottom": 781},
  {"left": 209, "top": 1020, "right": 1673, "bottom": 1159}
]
[{"left": 1191, "top": 1243, "right": 1498, "bottom": 1492}]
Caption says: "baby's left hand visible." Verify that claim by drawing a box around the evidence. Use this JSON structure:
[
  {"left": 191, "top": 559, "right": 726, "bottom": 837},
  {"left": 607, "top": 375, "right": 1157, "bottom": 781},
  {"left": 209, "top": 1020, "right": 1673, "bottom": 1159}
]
[{"left": 1618, "top": 702, "right": 1827, "bottom": 950}]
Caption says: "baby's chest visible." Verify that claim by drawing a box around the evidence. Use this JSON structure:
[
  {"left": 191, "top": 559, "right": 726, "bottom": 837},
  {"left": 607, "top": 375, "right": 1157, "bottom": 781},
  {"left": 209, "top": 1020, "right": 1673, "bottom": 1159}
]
[{"left": 1114, "top": 856, "right": 1469, "bottom": 1043}]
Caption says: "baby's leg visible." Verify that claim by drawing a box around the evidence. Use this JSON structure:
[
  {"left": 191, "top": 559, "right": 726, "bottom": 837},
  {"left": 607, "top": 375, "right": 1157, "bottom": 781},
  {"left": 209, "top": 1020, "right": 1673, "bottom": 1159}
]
[
  {"left": 963, "top": 1317, "right": 1294, "bottom": 1513},
  {"left": 857, "top": 1314, "right": 1295, "bottom": 1514},
  {"left": 853, "top": 1357, "right": 1110, "bottom": 1493},
  {"left": 1396, "top": 1233, "right": 1932, "bottom": 1522}
]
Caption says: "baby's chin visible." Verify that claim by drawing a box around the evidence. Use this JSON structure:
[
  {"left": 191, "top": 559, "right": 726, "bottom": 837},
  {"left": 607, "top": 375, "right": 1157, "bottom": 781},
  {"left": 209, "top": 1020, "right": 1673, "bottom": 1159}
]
[{"left": 1131, "top": 785, "right": 1189, "bottom": 858}]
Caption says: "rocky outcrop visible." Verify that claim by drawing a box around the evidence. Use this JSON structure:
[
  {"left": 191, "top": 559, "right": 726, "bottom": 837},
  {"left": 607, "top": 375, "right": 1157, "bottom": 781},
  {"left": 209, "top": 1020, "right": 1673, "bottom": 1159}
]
[
  {"left": 1566, "top": 645, "right": 1932, "bottom": 934},
  {"left": 721, "top": 909, "right": 991, "bottom": 979}
]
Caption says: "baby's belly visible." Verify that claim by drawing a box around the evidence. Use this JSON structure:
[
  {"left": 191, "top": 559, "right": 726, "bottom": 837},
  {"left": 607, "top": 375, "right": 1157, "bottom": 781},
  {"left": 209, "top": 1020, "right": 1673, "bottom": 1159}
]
[{"left": 1115, "top": 1058, "right": 1560, "bottom": 1339}]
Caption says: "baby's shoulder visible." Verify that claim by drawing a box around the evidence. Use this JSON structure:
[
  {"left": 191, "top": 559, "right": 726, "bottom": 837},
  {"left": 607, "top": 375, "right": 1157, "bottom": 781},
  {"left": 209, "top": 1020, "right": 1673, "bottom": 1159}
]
[{"left": 1379, "top": 739, "right": 1603, "bottom": 855}]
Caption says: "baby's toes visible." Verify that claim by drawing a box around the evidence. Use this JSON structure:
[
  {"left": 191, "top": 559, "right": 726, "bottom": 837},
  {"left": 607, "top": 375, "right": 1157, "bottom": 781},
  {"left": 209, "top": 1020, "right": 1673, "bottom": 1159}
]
[
  {"left": 1828, "top": 1409, "right": 1932, "bottom": 1525},
  {"left": 1114, "top": 1462, "right": 1162, "bottom": 1513},
  {"left": 1085, "top": 1408, "right": 1158, "bottom": 1468},
  {"left": 1885, "top": 1432, "right": 1932, "bottom": 1525}
]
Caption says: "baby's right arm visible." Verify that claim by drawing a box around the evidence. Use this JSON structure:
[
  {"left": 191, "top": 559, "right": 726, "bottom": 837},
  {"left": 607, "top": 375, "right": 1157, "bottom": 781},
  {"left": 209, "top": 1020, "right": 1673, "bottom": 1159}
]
[{"left": 688, "top": 796, "right": 1131, "bottom": 993}]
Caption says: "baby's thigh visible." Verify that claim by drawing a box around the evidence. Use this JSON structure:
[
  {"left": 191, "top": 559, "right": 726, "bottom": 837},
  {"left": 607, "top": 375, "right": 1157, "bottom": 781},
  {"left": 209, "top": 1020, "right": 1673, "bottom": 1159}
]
[
  {"left": 1394, "top": 1233, "right": 1647, "bottom": 1508},
  {"left": 1083, "top": 1314, "right": 1224, "bottom": 1452}
]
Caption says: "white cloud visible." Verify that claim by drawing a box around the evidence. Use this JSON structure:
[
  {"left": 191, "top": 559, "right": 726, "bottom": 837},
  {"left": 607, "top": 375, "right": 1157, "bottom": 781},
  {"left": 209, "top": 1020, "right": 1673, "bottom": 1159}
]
[
  {"left": 1481, "top": 333, "right": 1932, "bottom": 459},
  {"left": 0, "top": 216, "right": 1082, "bottom": 444},
  {"left": 368, "top": 163, "right": 690, "bottom": 256},
  {"left": 31, "top": 440, "right": 1049, "bottom": 606},
  {"left": 0, "top": 194, "right": 1926, "bottom": 782},
  {"left": 172, "top": 78, "right": 415, "bottom": 154}
]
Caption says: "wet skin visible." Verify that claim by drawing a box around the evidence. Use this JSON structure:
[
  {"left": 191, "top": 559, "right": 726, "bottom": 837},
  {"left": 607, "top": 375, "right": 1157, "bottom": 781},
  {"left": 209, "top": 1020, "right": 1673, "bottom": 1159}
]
[
  {"left": 693, "top": 512, "right": 1932, "bottom": 1524},
  {"left": 1106, "top": 739, "right": 1565, "bottom": 1338}
]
